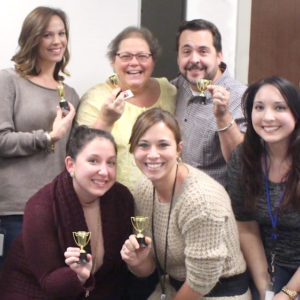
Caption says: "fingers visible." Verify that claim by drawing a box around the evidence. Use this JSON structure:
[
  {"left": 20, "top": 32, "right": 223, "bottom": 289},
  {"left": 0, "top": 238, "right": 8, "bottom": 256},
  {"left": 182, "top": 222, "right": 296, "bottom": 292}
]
[
  {"left": 64, "top": 247, "right": 80, "bottom": 266},
  {"left": 208, "top": 85, "right": 229, "bottom": 102}
]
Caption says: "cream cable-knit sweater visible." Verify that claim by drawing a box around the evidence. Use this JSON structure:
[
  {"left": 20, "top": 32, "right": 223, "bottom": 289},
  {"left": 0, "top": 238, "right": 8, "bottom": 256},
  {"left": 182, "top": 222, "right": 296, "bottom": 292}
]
[{"left": 134, "top": 164, "right": 250, "bottom": 300}]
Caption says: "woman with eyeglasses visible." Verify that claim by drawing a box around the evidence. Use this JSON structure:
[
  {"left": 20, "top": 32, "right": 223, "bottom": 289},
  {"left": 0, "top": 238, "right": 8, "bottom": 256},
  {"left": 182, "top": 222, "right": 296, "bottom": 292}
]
[{"left": 76, "top": 26, "right": 176, "bottom": 193}]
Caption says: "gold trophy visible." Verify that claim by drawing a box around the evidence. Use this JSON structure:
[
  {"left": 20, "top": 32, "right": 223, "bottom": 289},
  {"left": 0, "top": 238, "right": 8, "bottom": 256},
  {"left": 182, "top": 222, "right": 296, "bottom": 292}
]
[
  {"left": 73, "top": 231, "right": 91, "bottom": 263},
  {"left": 56, "top": 84, "right": 70, "bottom": 116},
  {"left": 196, "top": 79, "right": 212, "bottom": 102},
  {"left": 131, "top": 216, "right": 148, "bottom": 248},
  {"left": 109, "top": 74, "right": 119, "bottom": 88}
]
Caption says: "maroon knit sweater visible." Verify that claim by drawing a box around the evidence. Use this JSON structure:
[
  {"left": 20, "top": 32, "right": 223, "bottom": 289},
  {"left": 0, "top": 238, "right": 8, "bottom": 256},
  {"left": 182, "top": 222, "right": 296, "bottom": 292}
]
[{"left": 0, "top": 169, "right": 134, "bottom": 300}]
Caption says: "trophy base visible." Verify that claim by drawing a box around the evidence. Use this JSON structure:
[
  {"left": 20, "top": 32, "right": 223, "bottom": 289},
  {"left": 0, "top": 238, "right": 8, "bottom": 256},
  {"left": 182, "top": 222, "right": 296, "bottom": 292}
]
[
  {"left": 199, "top": 95, "right": 207, "bottom": 104},
  {"left": 77, "top": 252, "right": 88, "bottom": 264},
  {"left": 137, "top": 237, "right": 147, "bottom": 248}
]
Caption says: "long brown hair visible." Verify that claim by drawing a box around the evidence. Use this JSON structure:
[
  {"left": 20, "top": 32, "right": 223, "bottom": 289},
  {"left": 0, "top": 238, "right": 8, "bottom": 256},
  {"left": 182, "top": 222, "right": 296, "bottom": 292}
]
[
  {"left": 12, "top": 6, "right": 70, "bottom": 81},
  {"left": 241, "top": 76, "right": 300, "bottom": 211}
]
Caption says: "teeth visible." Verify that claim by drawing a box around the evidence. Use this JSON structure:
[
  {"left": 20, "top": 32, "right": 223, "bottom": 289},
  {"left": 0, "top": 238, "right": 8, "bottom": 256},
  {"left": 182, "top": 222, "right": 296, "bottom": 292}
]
[
  {"left": 263, "top": 126, "right": 279, "bottom": 132},
  {"left": 128, "top": 71, "right": 141, "bottom": 74},
  {"left": 50, "top": 49, "right": 60, "bottom": 53},
  {"left": 146, "top": 163, "right": 162, "bottom": 169},
  {"left": 92, "top": 179, "right": 106, "bottom": 185}
]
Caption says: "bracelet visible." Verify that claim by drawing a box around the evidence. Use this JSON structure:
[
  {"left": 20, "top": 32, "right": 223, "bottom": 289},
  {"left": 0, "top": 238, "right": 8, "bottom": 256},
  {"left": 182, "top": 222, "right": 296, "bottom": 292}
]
[
  {"left": 281, "top": 287, "right": 298, "bottom": 300},
  {"left": 216, "top": 118, "right": 234, "bottom": 132},
  {"left": 45, "top": 132, "right": 55, "bottom": 152}
]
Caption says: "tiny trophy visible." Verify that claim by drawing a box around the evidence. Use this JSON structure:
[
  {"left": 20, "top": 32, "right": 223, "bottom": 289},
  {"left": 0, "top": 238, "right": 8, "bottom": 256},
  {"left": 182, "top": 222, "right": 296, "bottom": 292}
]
[
  {"left": 56, "top": 85, "right": 70, "bottom": 116},
  {"left": 73, "top": 231, "right": 91, "bottom": 264},
  {"left": 109, "top": 74, "right": 119, "bottom": 88},
  {"left": 131, "top": 216, "right": 148, "bottom": 248},
  {"left": 196, "top": 79, "right": 212, "bottom": 104}
]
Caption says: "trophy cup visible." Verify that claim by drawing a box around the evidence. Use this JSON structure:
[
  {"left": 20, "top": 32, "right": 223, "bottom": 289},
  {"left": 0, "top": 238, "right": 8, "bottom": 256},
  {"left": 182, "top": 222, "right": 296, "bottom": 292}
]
[
  {"left": 196, "top": 79, "right": 212, "bottom": 103},
  {"left": 131, "top": 216, "right": 148, "bottom": 248},
  {"left": 72, "top": 231, "right": 91, "bottom": 263},
  {"left": 56, "top": 85, "right": 70, "bottom": 116},
  {"left": 109, "top": 74, "right": 119, "bottom": 88}
]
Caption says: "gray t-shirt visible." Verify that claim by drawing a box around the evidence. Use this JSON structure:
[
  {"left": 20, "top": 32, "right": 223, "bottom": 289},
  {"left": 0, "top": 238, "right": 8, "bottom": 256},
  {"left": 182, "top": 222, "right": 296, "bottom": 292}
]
[{"left": 227, "top": 146, "right": 300, "bottom": 268}]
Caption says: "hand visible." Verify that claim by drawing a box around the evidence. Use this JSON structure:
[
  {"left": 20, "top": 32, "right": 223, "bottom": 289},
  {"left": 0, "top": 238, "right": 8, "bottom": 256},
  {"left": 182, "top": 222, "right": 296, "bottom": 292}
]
[
  {"left": 272, "top": 291, "right": 291, "bottom": 300},
  {"left": 120, "top": 234, "right": 152, "bottom": 267},
  {"left": 207, "top": 85, "right": 230, "bottom": 118},
  {"left": 50, "top": 102, "right": 76, "bottom": 142},
  {"left": 97, "top": 88, "right": 128, "bottom": 128},
  {"left": 64, "top": 247, "right": 92, "bottom": 284}
]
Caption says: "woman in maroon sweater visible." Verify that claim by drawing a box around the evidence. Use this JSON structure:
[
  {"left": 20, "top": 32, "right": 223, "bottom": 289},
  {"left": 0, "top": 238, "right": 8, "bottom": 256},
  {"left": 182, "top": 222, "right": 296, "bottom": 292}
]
[{"left": 0, "top": 125, "right": 134, "bottom": 300}]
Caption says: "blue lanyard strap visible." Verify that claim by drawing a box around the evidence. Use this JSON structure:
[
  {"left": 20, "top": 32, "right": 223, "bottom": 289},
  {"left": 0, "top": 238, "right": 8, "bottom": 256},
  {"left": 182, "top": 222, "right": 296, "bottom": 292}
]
[{"left": 263, "top": 151, "right": 284, "bottom": 240}]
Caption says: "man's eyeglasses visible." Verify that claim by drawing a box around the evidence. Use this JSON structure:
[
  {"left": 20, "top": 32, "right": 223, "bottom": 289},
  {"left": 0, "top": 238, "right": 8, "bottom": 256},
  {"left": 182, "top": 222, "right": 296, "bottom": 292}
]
[{"left": 116, "top": 52, "right": 152, "bottom": 63}]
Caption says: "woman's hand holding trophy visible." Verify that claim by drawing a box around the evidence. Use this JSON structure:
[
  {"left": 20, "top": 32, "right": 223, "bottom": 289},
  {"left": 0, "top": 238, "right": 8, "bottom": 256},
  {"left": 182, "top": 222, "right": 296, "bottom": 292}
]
[
  {"left": 121, "top": 216, "right": 154, "bottom": 271},
  {"left": 64, "top": 231, "right": 92, "bottom": 285}
]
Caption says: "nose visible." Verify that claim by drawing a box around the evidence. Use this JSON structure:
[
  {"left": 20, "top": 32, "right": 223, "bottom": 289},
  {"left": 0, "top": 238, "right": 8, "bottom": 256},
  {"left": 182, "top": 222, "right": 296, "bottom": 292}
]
[
  {"left": 98, "top": 163, "right": 108, "bottom": 175},
  {"left": 148, "top": 145, "right": 159, "bottom": 158},
  {"left": 263, "top": 108, "right": 275, "bottom": 121},
  {"left": 190, "top": 50, "right": 201, "bottom": 64},
  {"left": 52, "top": 34, "right": 61, "bottom": 44},
  {"left": 129, "top": 55, "right": 139, "bottom": 65}
]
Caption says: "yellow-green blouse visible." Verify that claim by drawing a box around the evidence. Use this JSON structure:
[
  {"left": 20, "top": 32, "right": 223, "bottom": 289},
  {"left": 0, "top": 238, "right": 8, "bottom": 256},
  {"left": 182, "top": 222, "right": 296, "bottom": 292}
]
[{"left": 76, "top": 77, "right": 176, "bottom": 192}]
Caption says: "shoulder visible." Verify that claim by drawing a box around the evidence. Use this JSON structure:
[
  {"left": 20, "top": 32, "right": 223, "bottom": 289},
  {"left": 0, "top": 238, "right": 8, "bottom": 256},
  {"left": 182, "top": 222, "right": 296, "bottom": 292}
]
[
  {"left": 25, "top": 178, "right": 56, "bottom": 213},
  {"left": 104, "top": 181, "right": 134, "bottom": 209},
  {"left": 178, "top": 165, "right": 232, "bottom": 218},
  {"left": 0, "top": 68, "right": 20, "bottom": 85},
  {"left": 63, "top": 83, "right": 80, "bottom": 105},
  {"left": 154, "top": 77, "right": 177, "bottom": 112},
  {"left": 170, "top": 74, "right": 186, "bottom": 89},
  {"left": 218, "top": 68, "right": 247, "bottom": 98},
  {"left": 80, "top": 81, "right": 112, "bottom": 105},
  {"left": 228, "top": 144, "right": 243, "bottom": 168}
]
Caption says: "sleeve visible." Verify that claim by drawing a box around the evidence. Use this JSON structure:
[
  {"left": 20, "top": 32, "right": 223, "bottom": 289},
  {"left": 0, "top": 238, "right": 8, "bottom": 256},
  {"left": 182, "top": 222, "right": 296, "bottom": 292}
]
[
  {"left": 157, "top": 78, "right": 177, "bottom": 114},
  {"left": 227, "top": 82, "right": 247, "bottom": 133},
  {"left": 179, "top": 194, "right": 229, "bottom": 295},
  {"left": 0, "top": 70, "right": 49, "bottom": 157},
  {"left": 226, "top": 147, "right": 255, "bottom": 221},
  {"left": 22, "top": 190, "right": 91, "bottom": 298},
  {"left": 76, "top": 83, "right": 111, "bottom": 128}
]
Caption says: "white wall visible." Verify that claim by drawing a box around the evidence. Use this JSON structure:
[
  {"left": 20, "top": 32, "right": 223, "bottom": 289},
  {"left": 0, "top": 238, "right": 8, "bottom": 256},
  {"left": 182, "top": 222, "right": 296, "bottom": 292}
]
[
  {"left": 186, "top": 0, "right": 251, "bottom": 84},
  {"left": 0, "top": 0, "right": 251, "bottom": 96},
  {"left": 0, "top": 0, "right": 141, "bottom": 96}
]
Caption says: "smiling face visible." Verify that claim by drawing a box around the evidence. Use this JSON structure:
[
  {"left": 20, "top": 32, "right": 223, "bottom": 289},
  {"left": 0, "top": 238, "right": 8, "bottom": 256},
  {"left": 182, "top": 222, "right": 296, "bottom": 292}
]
[
  {"left": 177, "top": 29, "right": 222, "bottom": 91},
  {"left": 37, "top": 15, "right": 67, "bottom": 68},
  {"left": 66, "top": 137, "right": 117, "bottom": 205},
  {"left": 133, "top": 121, "right": 182, "bottom": 185},
  {"left": 113, "top": 37, "right": 155, "bottom": 92},
  {"left": 252, "top": 84, "right": 296, "bottom": 149}
]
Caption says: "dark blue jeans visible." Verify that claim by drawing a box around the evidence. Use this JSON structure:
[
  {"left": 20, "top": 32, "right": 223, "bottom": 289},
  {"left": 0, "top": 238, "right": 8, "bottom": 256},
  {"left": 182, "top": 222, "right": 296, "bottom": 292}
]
[
  {"left": 250, "top": 264, "right": 297, "bottom": 299},
  {"left": 0, "top": 215, "right": 23, "bottom": 269}
]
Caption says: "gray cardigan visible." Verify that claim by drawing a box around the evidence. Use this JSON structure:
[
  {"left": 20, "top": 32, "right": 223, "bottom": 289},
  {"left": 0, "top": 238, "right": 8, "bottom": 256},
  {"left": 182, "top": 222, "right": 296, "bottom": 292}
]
[{"left": 0, "top": 68, "right": 79, "bottom": 215}]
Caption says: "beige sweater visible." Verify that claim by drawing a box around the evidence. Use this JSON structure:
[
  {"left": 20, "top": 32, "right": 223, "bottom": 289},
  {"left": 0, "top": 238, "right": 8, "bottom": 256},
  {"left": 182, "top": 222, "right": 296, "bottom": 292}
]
[{"left": 134, "top": 164, "right": 248, "bottom": 298}]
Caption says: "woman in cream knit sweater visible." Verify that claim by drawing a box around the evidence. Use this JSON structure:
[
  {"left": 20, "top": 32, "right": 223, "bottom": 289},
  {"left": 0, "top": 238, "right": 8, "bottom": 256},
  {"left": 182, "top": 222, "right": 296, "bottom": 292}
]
[{"left": 121, "top": 108, "right": 250, "bottom": 300}]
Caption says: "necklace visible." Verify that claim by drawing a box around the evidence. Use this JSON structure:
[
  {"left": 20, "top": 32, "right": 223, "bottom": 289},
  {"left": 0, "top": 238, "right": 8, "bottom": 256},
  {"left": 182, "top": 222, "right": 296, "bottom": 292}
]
[{"left": 151, "top": 164, "right": 178, "bottom": 300}]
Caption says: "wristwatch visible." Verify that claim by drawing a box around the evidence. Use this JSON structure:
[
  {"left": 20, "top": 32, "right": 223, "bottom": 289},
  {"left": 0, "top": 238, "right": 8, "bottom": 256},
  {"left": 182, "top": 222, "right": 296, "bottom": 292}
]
[{"left": 281, "top": 287, "right": 298, "bottom": 300}]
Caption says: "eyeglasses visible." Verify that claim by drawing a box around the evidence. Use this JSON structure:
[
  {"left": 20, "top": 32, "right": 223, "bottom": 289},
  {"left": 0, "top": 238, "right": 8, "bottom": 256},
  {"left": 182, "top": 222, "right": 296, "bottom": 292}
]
[{"left": 116, "top": 52, "right": 152, "bottom": 63}]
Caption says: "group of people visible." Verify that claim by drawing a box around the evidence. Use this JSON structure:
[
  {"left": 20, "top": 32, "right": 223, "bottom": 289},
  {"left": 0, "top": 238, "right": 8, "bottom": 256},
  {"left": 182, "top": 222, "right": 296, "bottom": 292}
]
[{"left": 0, "top": 5, "right": 299, "bottom": 300}]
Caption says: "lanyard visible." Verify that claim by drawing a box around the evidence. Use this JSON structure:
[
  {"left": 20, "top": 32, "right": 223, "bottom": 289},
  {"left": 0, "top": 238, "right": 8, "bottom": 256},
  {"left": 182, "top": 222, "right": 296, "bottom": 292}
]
[
  {"left": 152, "top": 163, "right": 178, "bottom": 300},
  {"left": 263, "top": 151, "right": 285, "bottom": 240},
  {"left": 263, "top": 150, "right": 285, "bottom": 286}
]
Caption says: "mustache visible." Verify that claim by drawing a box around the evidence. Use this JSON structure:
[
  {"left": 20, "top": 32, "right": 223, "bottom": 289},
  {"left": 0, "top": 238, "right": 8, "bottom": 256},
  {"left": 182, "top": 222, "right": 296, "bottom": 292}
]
[{"left": 185, "top": 64, "right": 205, "bottom": 71}]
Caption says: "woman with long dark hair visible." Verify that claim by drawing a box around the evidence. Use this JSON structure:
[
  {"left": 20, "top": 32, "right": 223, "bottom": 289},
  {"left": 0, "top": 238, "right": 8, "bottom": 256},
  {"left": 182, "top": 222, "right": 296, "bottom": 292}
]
[{"left": 227, "top": 77, "right": 300, "bottom": 300}]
